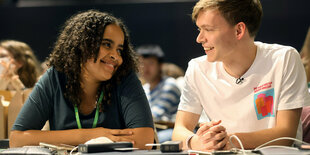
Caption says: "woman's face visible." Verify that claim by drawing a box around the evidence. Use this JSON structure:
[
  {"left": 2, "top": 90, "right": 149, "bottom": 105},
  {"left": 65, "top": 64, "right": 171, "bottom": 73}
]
[
  {"left": 0, "top": 47, "right": 20, "bottom": 73},
  {"left": 82, "top": 24, "right": 124, "bottom": 82}
]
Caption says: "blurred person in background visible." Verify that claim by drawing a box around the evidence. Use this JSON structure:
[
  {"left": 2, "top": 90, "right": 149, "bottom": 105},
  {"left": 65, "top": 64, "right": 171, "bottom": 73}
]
[
  {"left": 137, "top": 45, "right": 181, "bottom": 143},
  {"left": 162, "top": 62, "right": 184, "bottom": 79},
  {"left": 0, "top": 40, "right": 42, "bottom": 91},
  {"left": 300, "top": 26, "right": 310, "bottom": 91},
  {"left": 300, "top": 26, "right": 310, "bottom": 143},
  {"left": 162, "top": 62, "right": 185, "bottom": 90}
]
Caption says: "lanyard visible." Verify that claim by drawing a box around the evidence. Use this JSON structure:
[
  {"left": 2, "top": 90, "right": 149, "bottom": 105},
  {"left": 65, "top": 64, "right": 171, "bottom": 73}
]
[{"left": 74, "top": 91, "right": 104, "bottom": 129}]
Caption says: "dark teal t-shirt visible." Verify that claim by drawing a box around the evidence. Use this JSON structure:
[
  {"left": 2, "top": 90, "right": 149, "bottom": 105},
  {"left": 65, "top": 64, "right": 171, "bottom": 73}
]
[{"left": 12, "top": 67, "right": 154, "bottom": 131}]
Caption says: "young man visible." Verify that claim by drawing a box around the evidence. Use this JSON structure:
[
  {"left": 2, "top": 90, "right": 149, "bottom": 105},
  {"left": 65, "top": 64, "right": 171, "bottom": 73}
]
[
  {"left": 137, "top": 45, "right": 181, "bottom": 142},
  {"left": 172, "top": 0, "right": 310, "bottom": 151}
]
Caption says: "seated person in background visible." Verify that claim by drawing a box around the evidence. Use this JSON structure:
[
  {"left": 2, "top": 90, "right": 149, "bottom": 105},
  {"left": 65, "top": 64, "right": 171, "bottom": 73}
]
[
  {"left": 300, "top": 26, "right": 310, "bottom": 91},
  {"left": 162, "top": 62, "right": 185, "bottom": 90},
  {"left": 0, "top": 40, "right": 42, "bottom": 91},
  {"left": 162, "top": 62, "right": 184, "bottom": 79},
  {"left": 172, "top": 0, "right": 310, "bottom": 151},
  {"left": 137, "top": 45, "right": 181, "bottom": 143},
  {"left": 300, "top": 27, "right": 310, "bottom": 143},
  {"left": 9, "top": 10, "right": 154, "bottom": 149}
]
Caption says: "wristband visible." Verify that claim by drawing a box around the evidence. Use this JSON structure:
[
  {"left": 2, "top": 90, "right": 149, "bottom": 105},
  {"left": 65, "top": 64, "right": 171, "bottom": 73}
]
[{"left": 185, "top": 134, "right": 195, "bottom": 150}]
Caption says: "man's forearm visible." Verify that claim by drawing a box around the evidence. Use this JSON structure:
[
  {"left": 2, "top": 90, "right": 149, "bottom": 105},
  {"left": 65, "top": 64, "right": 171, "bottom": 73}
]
[
  {"left": 172, "top": 126, "right": 195, "bottom": 149},
  {"left": 230, "top": 127, "right": 298, "bottom": 149},
  {"left": 229, "top": 109, "right": 301, "bottom": 149}
]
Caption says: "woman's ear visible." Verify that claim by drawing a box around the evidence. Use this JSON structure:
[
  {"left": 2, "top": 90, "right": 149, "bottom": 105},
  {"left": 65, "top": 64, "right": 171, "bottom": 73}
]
[{"left": 235, "top": 22, "right": 246, "bottom": 40}]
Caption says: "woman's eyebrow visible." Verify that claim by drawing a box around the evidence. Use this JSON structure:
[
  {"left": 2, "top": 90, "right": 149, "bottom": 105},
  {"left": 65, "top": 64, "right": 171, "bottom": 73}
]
[
  {"left": 103, "top": 38, "right": 124, "bottom": 48},
  {"left": 102, "top": 38, "right": 113, "bottom": 43}
]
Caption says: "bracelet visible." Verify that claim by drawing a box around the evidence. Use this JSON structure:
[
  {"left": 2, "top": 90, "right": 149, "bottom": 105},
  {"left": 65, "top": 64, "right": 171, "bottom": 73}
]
[{"left": 185, "top": 134, "right": 195, "bottom": 150}]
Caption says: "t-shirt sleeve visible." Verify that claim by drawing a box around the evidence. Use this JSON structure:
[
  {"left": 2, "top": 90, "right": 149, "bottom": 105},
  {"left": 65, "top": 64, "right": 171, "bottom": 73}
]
[
  {"left": 178, "top": 60, "right": 203, "bottom": 115},
  {"left": 119, "top": 72, "right": 154, "bottom": 128},
  {"left": 278, "top": 48, "right": 310, "bottom": 110},
  {"left": 12, "top": 68, "right": 54, "bottom": 131}
]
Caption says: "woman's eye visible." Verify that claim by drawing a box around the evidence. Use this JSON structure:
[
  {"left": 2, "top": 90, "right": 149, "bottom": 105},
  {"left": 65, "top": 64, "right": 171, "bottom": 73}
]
[
  {"left": 117, "top": 49, "right": 123, "bottom": 54},
  {"left": 102, "top": 42, "right": 111, "bottom": 48}
]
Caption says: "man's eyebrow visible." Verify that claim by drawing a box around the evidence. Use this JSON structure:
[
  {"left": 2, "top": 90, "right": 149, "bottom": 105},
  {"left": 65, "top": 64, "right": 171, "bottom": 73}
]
[{"left": 200, "top": 24, "right": 215, "bottom": 28}]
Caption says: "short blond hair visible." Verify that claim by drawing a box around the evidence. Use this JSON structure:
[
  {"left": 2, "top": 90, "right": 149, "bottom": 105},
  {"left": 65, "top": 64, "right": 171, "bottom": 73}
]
[{"left": 192, "top": 0, "right": 263, "bottom": 37}]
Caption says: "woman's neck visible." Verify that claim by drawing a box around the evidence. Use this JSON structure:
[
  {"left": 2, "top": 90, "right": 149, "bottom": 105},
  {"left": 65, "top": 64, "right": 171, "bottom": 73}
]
[{"left": 79, "top": 70, "right": 101, "bottom": 115}]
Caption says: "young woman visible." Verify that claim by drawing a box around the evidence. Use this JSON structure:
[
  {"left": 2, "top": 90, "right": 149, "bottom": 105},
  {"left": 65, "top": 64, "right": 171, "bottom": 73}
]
[
  {"left": 0, "top": 40, "right": 41, "bottom": 90},
  {"left": 9, "top": 10, "right": 154, "bottom": 149}
]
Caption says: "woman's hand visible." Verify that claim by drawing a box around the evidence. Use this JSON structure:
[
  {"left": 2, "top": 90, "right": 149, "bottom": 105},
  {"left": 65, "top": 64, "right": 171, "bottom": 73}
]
[
  {"left": 84, "top": 127, "right": 154, "bottom": 149},
  {"left": 92, "top": 128, "right": 135, "bottom": 143},
  {"left": 0, "top": 58, "right": 15, "bottom": 79},
  {"left": 0, "top": 58, "right": 25, "bottom": 90}
]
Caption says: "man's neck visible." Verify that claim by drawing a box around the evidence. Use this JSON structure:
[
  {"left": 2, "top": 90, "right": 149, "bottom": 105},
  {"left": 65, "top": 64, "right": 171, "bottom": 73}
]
[{"left": 222, "top": 41, "right": 257, "bottom": 78}]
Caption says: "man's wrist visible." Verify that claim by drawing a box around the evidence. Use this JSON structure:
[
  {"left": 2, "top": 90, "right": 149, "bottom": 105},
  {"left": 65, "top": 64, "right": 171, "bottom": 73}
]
[{"left": 185, "top": 134, "right": 195, "bottom": 150}]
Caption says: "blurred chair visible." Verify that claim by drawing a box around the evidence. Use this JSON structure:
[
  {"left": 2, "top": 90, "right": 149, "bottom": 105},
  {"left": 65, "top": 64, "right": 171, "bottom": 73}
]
[
  {"left": 0, "top": 91, "right": 14, "bottom": 139},
  {"left": 7, "top": 89, "right": 32, "bottom": 137}
]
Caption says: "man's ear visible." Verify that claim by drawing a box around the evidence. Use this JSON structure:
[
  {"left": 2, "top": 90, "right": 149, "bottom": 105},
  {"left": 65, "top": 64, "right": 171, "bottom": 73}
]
[{"left": 235, "top": 22, "right": 246, "bottom": 40}]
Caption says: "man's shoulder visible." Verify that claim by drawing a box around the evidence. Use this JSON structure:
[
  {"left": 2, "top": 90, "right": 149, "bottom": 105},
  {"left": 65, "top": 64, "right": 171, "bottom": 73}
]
[
  {"left": 189, "top": 55, "right": 207, "bottom": 64},
  {"left": 255, "top": 41, "right": 297, "bottom": 55}
]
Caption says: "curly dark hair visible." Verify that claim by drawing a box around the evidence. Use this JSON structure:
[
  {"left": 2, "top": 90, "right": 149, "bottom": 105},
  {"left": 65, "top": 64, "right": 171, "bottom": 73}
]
[{"left": 48, "top": 10, "right": 138, "bottom": 109}]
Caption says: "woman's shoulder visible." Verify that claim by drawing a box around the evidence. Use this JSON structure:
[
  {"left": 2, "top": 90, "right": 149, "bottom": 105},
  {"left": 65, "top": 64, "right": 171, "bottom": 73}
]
[
  {"left": 114, "top": 71, "right": 143, "bottom": 95},
  {"left": 118, "top": 71, "right": 139, "bottom": 86},
  {"left": 37, "top": 67, "right": 66, "bottom": 91}
]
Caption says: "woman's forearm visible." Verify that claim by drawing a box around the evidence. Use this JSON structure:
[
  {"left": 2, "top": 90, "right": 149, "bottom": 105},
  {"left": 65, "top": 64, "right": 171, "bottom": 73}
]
[{"left": 10, "top": 127, "right": 154, "bottom": 149}]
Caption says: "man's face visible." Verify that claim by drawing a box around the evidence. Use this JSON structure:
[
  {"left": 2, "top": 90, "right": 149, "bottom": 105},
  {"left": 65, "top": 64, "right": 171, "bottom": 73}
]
[
  {"left": 139, "top": 56, "right": 161, "bottom": 83},
  {"left": 196, "top": 9, "right": 238, "bottom": 62}
]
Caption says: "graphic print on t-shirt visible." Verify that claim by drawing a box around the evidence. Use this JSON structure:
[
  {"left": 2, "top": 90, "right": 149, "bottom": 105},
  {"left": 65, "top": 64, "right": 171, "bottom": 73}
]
[{"left": 254, "top": 88, "right": 274, "bottom": 120}]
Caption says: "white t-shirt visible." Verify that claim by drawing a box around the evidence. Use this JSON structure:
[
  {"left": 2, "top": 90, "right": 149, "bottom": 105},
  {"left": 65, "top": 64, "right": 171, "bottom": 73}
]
[{"left": 178, "top": 42, "right": 310, "bottom": 139}]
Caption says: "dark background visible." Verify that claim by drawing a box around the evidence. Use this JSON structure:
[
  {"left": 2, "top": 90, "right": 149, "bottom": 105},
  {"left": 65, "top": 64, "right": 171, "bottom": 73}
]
[{"left": 0, "top": 0, "right": 309, "bottom": 70}]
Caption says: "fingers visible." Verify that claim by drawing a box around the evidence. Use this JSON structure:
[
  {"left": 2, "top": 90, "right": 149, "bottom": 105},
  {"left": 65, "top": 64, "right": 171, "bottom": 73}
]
[
  {"left": 109, "top": 135, "right": 135, "bottom": 144},
  {"left": 110, "top": 129, "right": 133, "bottom": 136},
  {"left": 0, "top": 60, "right": 16, "bottom": 78},
  {"left": 11, "top": 75, "right": 25, "bottom": 90},
  {"left": 202, "top": 130, "right": 226, "bottom": 141},
  {"left": 209, "top": 125, "right": 226, "bottom": 133},
  {"left": 222, "top": 136, "right": 232, "bottom": 150},
  {"left": 196, "top": 124, "right": 212, "bottom": 136},
  {"left": 196, "top": 127, "right": 228, "bottom": 151},
  {"left": 199, "top": 120, "right": 221, "bottom": 127},
  {"left": 198, "top": 124, "right": 226, "bottom": 139}
]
